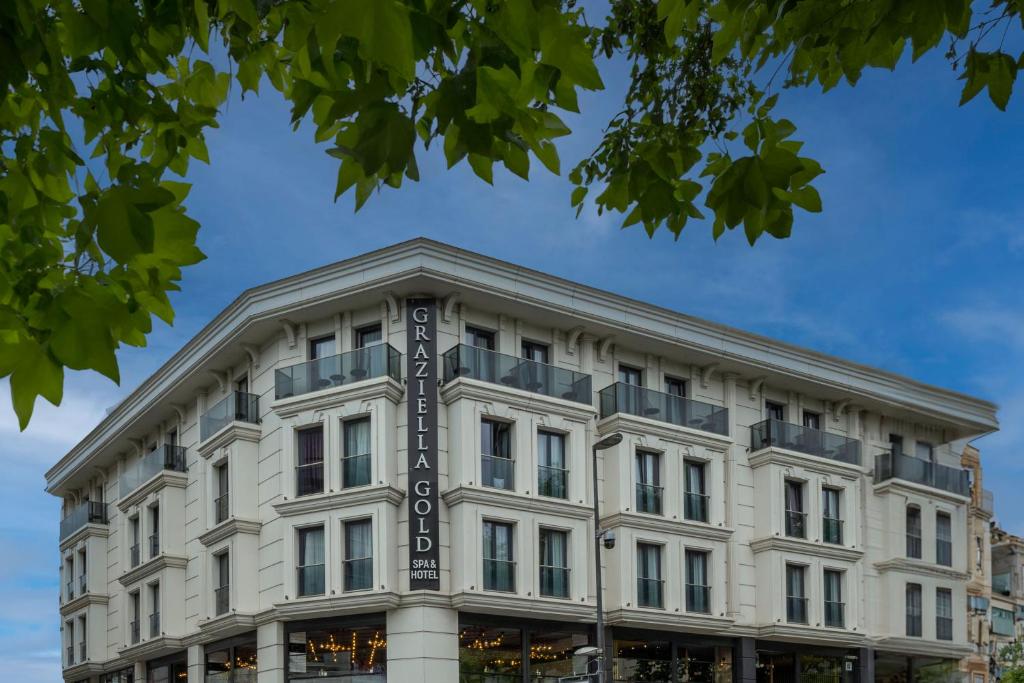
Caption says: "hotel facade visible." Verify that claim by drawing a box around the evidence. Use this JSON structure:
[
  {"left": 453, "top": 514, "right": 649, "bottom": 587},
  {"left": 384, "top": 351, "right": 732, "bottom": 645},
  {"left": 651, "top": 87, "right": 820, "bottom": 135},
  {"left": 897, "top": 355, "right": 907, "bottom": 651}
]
[{"left": 47, "top": 239, "right": 998, "bottom": 683}]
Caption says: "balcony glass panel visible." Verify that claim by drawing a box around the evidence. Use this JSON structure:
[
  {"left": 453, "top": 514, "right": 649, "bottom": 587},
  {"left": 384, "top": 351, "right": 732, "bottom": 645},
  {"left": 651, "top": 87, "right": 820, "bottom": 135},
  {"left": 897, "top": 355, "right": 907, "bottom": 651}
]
[
  {"left": 59, "top": 502, "right": 108, "bottom": 541},
  {"left": 149, "top": 612, "right": 160, "bottom": 638},
  {"left": 200, "top": 392, "right": 259, "bottom": 441},
  {"left": 130, "top": 620, "right": 140, "bottom": 645},
  {"left": 214, "top": 494, "right": 229, "bottom": 524},
  {"left": 684, "top": 493, "right": 709, "bottom": 523},
  {"left": 874, "top": 452, "right": 970, "bottom": 497},
  {"left": 824, "top": 601, "right": 845, "bottom": 628},
  {"left": 342, "top": 453, "right": 371, "bottom": 488},
  {"left": 119, "top": 445, "right": 187, "bottom": 498},
  {"left": 481, "top": 455, "right": 514, "bottom": 491},
  {"left": 636, "top": 483, "right": 663, "bottom": 515},
  {"left": 685, "top": 584, "right": 711, "bottom": 614},
  {"left": 130, "top": 544, "right": 140, "bottom": 568},
  {"left": 936, "top": 617, "right": 953, "bottom": 641},
  {"left": 297, "top": 564, "right": 325, "bottom": 597},
  {"left": 822, "top": 517, "right": 843, "bottom": 545},
  {"left": 786, "top": 596, "right": 809, "bottom": 624},
  {"left": 538, "top": 465, "right": 568, "bottom": 499},
  {"left": 751, "top": 419, "right": 861, "bottom": 465},
  {"left": 344, "top": 558, "right": 373, "bottom": 592},
  {"left": 442, "top": 344, "right": 592, "bottom": 404},
  {"left": 539, "top": 566, "right": 569, "bottom": 598},
  {"left": 215, "top": 585, "right": 230, "bottom": 616},
  {"left": 149, "top": 533, "right": 159, "bottom": 558},
  {"left": 483, "top": 559, "right": 515, "bottom": 592},
  {"left": 785, "top": 510, "right": 807, "bottom": 539},
  {"left": 993, "top": 572, "right": 1013, "bottom": 595},
  {"left": 274, "top": 344, "right": 402, "bottom": 399},
  {"left": 637, "top": 578, "right": 664, "bottom": 608},
  {"left": 599, "top": 383, "right": 728, "bottom": 436},
  {"left": 992, "top": 607, "right": 1015, "bottom": 636}
]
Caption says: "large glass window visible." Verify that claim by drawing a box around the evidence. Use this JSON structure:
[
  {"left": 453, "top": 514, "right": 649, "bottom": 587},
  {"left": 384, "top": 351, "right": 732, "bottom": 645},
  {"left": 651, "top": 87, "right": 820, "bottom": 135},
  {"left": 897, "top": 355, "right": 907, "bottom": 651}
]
[
  {"left": 483, "top": 521, "right": 515, "bottom": 592},
  {"left": 683, "top": 460, "right": 708, "bottom": 522},
  {"left": 355, "top": 324, "right": 383, "bottom": 348},
  {"left": 309, "top": 335, "right": 335, "bottom": 360},
  {"left": 288, "top": 623, "right": 387, "bottom": 680},
  {"left": 786, "top": 564, "right": 807, "bottom": 624},
  {"left": 822, "top": 487, "right": 842, "bottom": 544},
  {"left": 466, "top": 326, "right": 495, "bottom": 350},
  {"left": 936, "top": 512, "right": 952, "bottom": 566},
  {"left": 614, "top": 639, "right": 672, "bottom": 682},
  {"left": 824, "top": 570, "right": 844, "bottom": 628},
  {"left": 784, "top": 480, "right": 805, "bottom": 538},
  {"left": 102, "top": 667, "right": 135, "bottom": 683},
  {"left": 149, "top": 582, "right": 160, "bottom": 637},
  {"left": 538, "top": 528, "right": 569, "bottom": 599},
  {"left": 906, "top": 506, "right": 922, "bottom": 559},
  {"left": 343, "top": 418, "right": 372, "bottom": 488},
  {"left": 936, "top": 588, "right": 953, "bottom": 640},
  {"left": 296, "top": 426, "right": 324, "bottom": 497},
  {"left": 459, "top": 625, "right": 521, "bottom": 682},
  {"left": 521, "top": 340, "right": 549, "bottom": 364},
  {"left": 906, "top": 583, "right": 922, "bottom": 637},
  {"left": 297, "top": 526, "right": 325, "bottom": 597},
  {"left": 635, "top": 450, "right": 662, "bottom": 515},
  {"left": 637, "top": 543, "right": 663, "bottom": 608},
  {"left": 685, "top": 549, "right": 710, "bottom": 614},
  {"left": 537, "top": 431, "right": 567, "bottom": 499},
  {"left": 206, "top": 639, "right": 258, "bottom": 683},
  {"left": 481, "top": 419, "right": 513, "bottom": 490},
  {"left": 344, "top": 519, "right": 373, "bottom": 592},
  {"left": 618, "top": 365, "right": 642, "bottom": 386},
  {"left": 148, "top": 657, "right": 188, "bottom": 683}
]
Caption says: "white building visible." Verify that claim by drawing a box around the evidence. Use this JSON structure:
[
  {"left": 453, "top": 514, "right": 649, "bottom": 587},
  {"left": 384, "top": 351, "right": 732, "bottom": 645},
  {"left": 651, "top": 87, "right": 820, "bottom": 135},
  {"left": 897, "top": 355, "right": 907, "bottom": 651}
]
[{"left": 47, "top": 239, "right": 998, "bottom": 683}]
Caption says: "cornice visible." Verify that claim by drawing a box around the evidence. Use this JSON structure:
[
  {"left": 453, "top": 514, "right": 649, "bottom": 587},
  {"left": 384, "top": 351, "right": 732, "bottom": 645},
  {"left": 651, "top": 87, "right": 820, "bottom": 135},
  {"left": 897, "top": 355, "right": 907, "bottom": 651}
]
[
  {"left": 272, "top": 591, "right": 401, "bottom": 617},
  {"left": 60, "top": 592, "right": 110, "bottom": 617},
  {"left": 197, "top": 421, "right": 262, "bottom": 459},
  {"left": 186, "top": 612, "right": 259, "bottom": 646},
  {"left": 198, "top": 518, "right": 262, "bottom": 547},
  {"left": 873, "top": 558, "right": 970, "bottom": 582},
  {"left": 604, "top": 607, "right": 735, "bottom": 634},
  {"left": 398, "top": 591, "right": 456, "bottom": 609},
  {"left": 748, "top": 447, "right": 864, "bottom": 478},
  {"left": 871, "top": 635, "right": 973, "bottom": 658},
  {"left": 116, "top": 470, "right": 188, "bottom": 512},
  {"left": 272, "top": 485, "right": 405, "bottom": 517},
  {"left": 597, "top": 413, "right": 733, "bottom": 450},
  {"left": 749, "top": 536, "right": 864, "bottom": 562},
  {"left": 271, "top": 376, "right": 404, "bottom": 419},
  {"left": 872, "top": 478, "right": 970, "bottom": 505},
  {"left": 60, "top": 524, "right": 110, "bottom": 553},
  {"left": 117, "top": 635, "right": 185, "bottom": 662},
  {"left": 440, "top": 377, "right": 597, "bottom": 422},
  {"left": 756, "top": 623, "right": 866, "bottom": 646},
  {"left": 601, "top": 512, "right": 734, "bottom": 543},
  {"left": 118, "top": 554, "right": 188, "bottom": 587},
  {"left": 450, "top": 591, "right": 596, "bottom": 623},
  {"left": 62, "top": 661, "right": 105, "bottom": 679},
  {"left": 441, "top": 486, "right": 594, "bottom": 520}
]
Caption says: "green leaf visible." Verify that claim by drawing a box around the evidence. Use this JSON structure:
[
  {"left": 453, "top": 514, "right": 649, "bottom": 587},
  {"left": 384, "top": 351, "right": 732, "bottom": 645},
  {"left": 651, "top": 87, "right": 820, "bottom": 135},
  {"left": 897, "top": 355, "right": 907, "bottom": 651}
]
[
  {"left": 538, "top": 6, "right": 604, "bottom": 91},
  {"left": 468, "top": 153, "right": 493, "bottom": 184},
  {"left": 9, "top": 339, "right": 64, "bottom": 430}
]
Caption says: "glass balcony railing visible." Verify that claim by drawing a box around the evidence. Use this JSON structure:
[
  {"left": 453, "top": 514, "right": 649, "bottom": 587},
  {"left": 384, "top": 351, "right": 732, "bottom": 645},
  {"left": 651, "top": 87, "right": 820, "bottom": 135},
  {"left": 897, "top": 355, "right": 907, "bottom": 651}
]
[
  {"left": 822, "top": 517, "right": 843, "bottom": 545},
  {"left": 993, "top": 572, "right": 1013, "bottom": 595},
  {"left": 481, "top": 454, "right": 514, "bottom": 491},
  {"left": 824, "top": 601, "right": 845, "bottom": 628},
  {"left": 442, "top": 344, "right": 592, "bottom": 404},
  {"left": 274, "top": 344, "right": 402, "bottom": 400},
  {"left": 59, "top": 502, "right": 108, "bottom": 541},
  {"left": 785, "top": 510, "right": 807, "bottom": 539},
  {"left": 342, "top": 453, "right": 371, "bottom": 489},
  {"left": 66, "top": 645, "right": 74, "bottom": 667},
  {"left": 297, "top": 565, "right": 325, "bottom": 597},
  {"left": 130, "top": 620, "right": 140, "bottom": 645},
  {"left": 637, "top": 577, "right": 664, "bottom": 608},
  {"left": 685, "top": 584, "right": 711, "bottom": 614},
  {"left": 200, "top": 392, "right": 259, "bottom": 441},
  {"left": 215, "top": 585, "right": 230, "bottom": 616},
  {"left": 66, "top": 580, "right": 74, "bottom": 602},
  {"left": 79, "top": 641, "right": 86, "bottom": 663},
  {"left": 149, "top": 612, "right": 160, "bottom": 638},
  {"left": 538, "top": 465, "right": 568, "bottom": 499},
  {"left": 874, "top": 452, "right": 970, "bottom": 497},
  {"left": 483, "top": 559, "right": 515, "bottom": 592},
  {"left": 343, "top": 558, "right": 373, "bottom": 592},
  {"left": 683, "top": 492, "right": 709, "bottom": 522},
  {"left": 119, "top": 445, "right": 187, "bottom": 499},
  {"left": 750, "top": 419, "right": 860, "bottom": 465},
  {"left": 539, "top": 565, "right": 570, "bottom": 598},
  {"left": 600, "top": 383, "right": 729, "bottom": 436},
  {"left": 635, "top": 483, "right": 663, "bottom": 515},
  {"left": 149, "top": 533, "right": 160, "bottom": 559},
  {"left": 214, "top": 493, "right": 229, "bottom": 524},
  {"left": 786, "top": 596, "right": 809, "bottom": 624},
  {"left": 78, "top": 574, "right": 87, "bottom": 595},
  {"left": 130, "top": 543, "right": 140, "bottom": 568}
]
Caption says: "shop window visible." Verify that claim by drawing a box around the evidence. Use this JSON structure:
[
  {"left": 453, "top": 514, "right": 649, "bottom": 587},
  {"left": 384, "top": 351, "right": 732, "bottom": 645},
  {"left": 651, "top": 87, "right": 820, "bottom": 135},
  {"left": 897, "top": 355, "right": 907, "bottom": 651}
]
[{"left": 287, "top": 624, "right": 386, "bottom": 680}]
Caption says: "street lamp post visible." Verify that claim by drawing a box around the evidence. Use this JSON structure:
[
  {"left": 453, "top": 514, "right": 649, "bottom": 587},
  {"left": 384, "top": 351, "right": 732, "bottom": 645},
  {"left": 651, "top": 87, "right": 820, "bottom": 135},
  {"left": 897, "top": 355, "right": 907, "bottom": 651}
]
[{"left": 591, "top": 432, "right": 622, "bottom": 683}]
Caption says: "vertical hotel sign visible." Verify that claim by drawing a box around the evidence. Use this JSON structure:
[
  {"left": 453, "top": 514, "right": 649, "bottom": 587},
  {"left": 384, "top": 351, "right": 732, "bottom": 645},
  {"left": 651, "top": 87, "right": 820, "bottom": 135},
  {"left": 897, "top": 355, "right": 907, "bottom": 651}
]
[{"left": 406, "top": 298, "right": 440, "bottom": 590}]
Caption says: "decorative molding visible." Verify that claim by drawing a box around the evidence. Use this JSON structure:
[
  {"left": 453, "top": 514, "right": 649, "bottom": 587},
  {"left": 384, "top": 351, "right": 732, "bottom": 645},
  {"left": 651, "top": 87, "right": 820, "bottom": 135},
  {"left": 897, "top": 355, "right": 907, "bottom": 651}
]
[
  {"left": 198, "top": 518, "right": 262, "bottom": 547},
  {"left": 441, "top": 292, "right": 460, "bottom": 322},
  {"left": 61, "top": 661, "right": 106, "bottom": 679},
  {"left": 280, "top": 319, "right": 298, "bottom": 349},
  {"left": 749, "top": 536, "right": 864, "bottom": 562},
  {"left": 605, "top": 608, "right": 735, "bottom": 633},
  {"left": 273, "top": 485, "right": 405, "bottom": 517},
  {"left": 59, "top": 524, "right": 111, "bottom": 553},
  {"left": 197, "top": 421, "right": 262, "bottom": 459},
  {"left": 440, "top": 376, "right": 597, "bottom": 422},
  {"left": 116, "top": 470, "right": 188, "bottom": 512},
  {"left": 756, "top": 623, "right": 865, "bottom": 647},
  {"left": 874, "top": 558, "right": 970, "bottom": 582},
  {"left": 601, "top": 512, "right": 734, "bottom": 542},
  {"left": 117, "top": 634, "right": 186, "bottom": 662},
  {"left": 597, "top": 412, "right": 733, "bottom": 450},
  {"left": 700, "top": 362, "right": 719, "bottom": 389},
  {"left": 187, "top": 613, "right": 259, "bottom": 646},
  {"left": 748, "top": 376, "right": 767, "bottom": 400},
  {"left": 118, "top": 554, "right": 188, "bottom": 588},
  {"left": 170, "top": 403, "right": 187, "bottom": 424},
  {"left": 872, "top": 478, "right": 970, "bottom": 505},
  {"left": 273, "top": 591, "right": 401, "bottom": 618},
  {"left": 747, "top": 447, "right": 863, "bottom": 478},
  {"left": 451, "top": 591, "right": 596, "bottom": 622},
  {"left": 871, "top": 635, "right": 973, "bottom": 659},
  {"left": 565, "top": 326, "right": 584, "bottom": 356},
  {"left": 207, "top": 369, "right": 229, "bottom": 393},
  {"left": 833, "top": 398, "right": 851, "bottom": 421},
  {"left": 271, "top": 376, "right": 404, "bottom": 419},
  {"left": 597, "top": 336, "right": 615, "bottom": 363},
  {"left": 241, "top": 343, "right": 260, "bottom": 369},
  {"left": 442, "top": 486, "right": 594, "bottom": 520},
  {"left": 383, "top": 291, "right": 401, "bottom": 322},
  {"left": 60, "top": 592, "right": 110, "bottom": 617}
]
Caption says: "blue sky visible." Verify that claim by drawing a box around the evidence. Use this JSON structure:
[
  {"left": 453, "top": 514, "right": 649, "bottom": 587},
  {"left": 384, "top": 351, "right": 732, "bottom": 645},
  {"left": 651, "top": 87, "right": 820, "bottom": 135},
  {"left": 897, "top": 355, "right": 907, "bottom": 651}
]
[{"left": 2, "top": 30, "right": 1023, "bottom": 682}]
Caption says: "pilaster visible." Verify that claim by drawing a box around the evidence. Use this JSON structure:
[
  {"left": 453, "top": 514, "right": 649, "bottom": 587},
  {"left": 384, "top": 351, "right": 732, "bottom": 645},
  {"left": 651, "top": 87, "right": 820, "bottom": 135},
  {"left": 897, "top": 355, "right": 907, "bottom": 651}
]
[
  {"left": 385, "top": 605, "right": 459, "bottom": 683},
  {"left": 257, "top": 621, "right": 285, "bottom": 683}
]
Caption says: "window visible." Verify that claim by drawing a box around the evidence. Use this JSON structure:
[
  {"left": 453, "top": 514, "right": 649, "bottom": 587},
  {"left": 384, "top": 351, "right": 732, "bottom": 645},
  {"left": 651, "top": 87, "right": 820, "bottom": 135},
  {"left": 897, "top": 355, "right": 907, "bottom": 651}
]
[
  {"left": 355, "top": 323, "right": 383, "bottom": 348},
  {"left": 465, "top": 326, "right": 495, "bottom": 350},
  {"left": 344, "top": 519, "right": 373, "bottom": 592},
  {"left": 824, "top": 570, "right": 844, "bottom": 628},
  {"left": 637, "top": 543, "right": 663, "bottom": 608},
  {"left": 906, "top": 583, "right": 922, "bottom": 637},
  {"left": 78, "top": 615, "right": 86, "bottom": 663},
  {"left": 784, "top": 480, "right": 805, "bottom": 538},
  {"left": 664, "top": 377, "right": 686, "bottom": 397},
  {"left": 916, "top": 441, "right": 934, "bottom": 462},
  {"left": 289, "top": 624, "right": 387, "bottom": 680},
  {"left": 215, "top": 552, "right": 229, "bottom": 615},
  {"left": 129, "top": 517, "right": 140, "bottom": 568},
  {"left": 206, "top": 640, "right": 258, "bottom": 682},
  {"left": 521, "top": 340, "right": 549, "bottom": 364},
  {"left": 936, "top": 512, "right": 952, "bottom": 566},
  {"left": 786, "top": 565, "right": 807, "bottom": 624},
  {"left": 906, "top": 506, "right": 922, "bottom": 559},
  {"left": 78, "top": 550, "right": 87, "bottom": 595},
  {"left": 235, "top": 375, "right": 248, "bottom": 395},
  {"left": 538, "top": 528, "right": 569, "bottom": 598},
  {"left": 149, "top": 504, "right": 160, "bottom": 558},
  {"left": 635, "top": 450, "right": 662, "bottom": 515},
  {"left": 822, "top": 488, "right": 842, "bottom": 544},
  {"left": 66, "top": 620, "right": 74, "bottom": 665},
  {"left": 889, "top": 433, "right": 904, "bottom": 456},
  {"left": 343, "top": 418, "right": 372, "bottom": 488},
  {"left": 130, "top": 591, "right": 141, "bottom": 644},
  {"left": 309, "top": 335, "right": 336, "bottom": 360},
  {"left": 296, "top": 425, "right": 324, "bottom": 496},
  {"left": 685, "top": 550, "right": 710, "bottom": 613},
  {"left": 936, "top": 588, "right": 953, "bottom": 640},
  {"left": 537, "top": 431, "right": 567, "bottom": 499},
  {"left": 214, "top": 462, "right": 229, "bottom": 524},
  {"left": 149, "top": 582, "right": 160, "bottom": 637},
  {"left": 619, "top": 365, "right": 642, "bottom": 386},
  {"left": 766, "top": 401, "right": 785, "bottom": 421},
  {"left": 683, "top": 461, "right": 708, "bottom": 523},
  {"left": 65, "top": 557, "right": 74, "bottom": 600},
  {"left": 297, "top": 526, "right": 325, "bottom": 597},
  {"left": 802, "top": 411, "right": 821, "bottom": 430},
  {"left": 481, "top": 419, "right": 513, "bottom": 490},
  {"left": 483, "top": 521, "right": 515, "bottom": 592}
]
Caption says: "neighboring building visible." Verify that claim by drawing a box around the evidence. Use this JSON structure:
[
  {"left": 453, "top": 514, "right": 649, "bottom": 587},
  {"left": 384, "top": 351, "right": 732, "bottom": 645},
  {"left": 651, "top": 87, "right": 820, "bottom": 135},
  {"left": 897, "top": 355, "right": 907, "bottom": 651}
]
[
  {"left": 990, "top": 526, "right": 1024, "bottom": 679},
  {"left": 47, "top": 239, "right": 999, "bottom": 683},
  {"left": 961, "top": 444, "right": 994, "bottom": 683}
]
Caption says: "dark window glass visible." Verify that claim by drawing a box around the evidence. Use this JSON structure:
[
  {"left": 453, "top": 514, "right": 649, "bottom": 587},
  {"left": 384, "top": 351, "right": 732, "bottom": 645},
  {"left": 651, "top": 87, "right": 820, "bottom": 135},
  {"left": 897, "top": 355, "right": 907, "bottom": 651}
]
[
  {"left": 906, "top": 583, "right": 922, "bottom": 636},
  {"left": 465, "top": 326, "right": 495, "bottom": 350},
  {"left": 906, "top": 507, "right": 922, "bottom": 559},
  {"left": 355, "top": 324, "right": 383, "bottom": 349},
  {"left": 936, "top": 588, "right": 953, "bottom": 640},
  {"left": 803, "top": 411, "right": 821, "bottom": 430},
  {"left": 344, "top": 519, "right": 373, "bottom": 592},
  {"left": 619, "top": 365, "right": 642, "bottom": 386},
  {"left": 288, "top": 625, "right": 386, "bottom": 680},
  {"left": 483, "top": 521, "right": 515, "bottom": 592},
  {"left": 766, "top": 401, "right": 785, "bottom": 421},
  {"left": 784, "top": 480, "right": 805, "bottom": 538},
  {"left": 537, "top": 430, "right": 567, "bottom": 499},
  {"left": 786, "top": 565, "right": 807, "bottom": 624},
  {"left": 664, "top": 377, "right": 686, "bottom": 397},
  {"left": 824, "top": 570, "right": 844, "bottom": 628},
  {"left": 309, "top": 336, "right": 335, "bottom": 360},
  {"left": 635, "top": 450, "right": 662, "bottom": 515},
  {"left": 936, "top": 512, "right": 953, "bottom": 566},
  {"left": 297, "top": 526, "right": 325, "bottom": 597},
  {"left": 889, "top": 433, "right": 904, "bottom": 456},
  {"left": 822, "top": 488, "right": 842, "bottom": 545},
  {"left": 481, "top": 419, "right": 513, "bottom": 490},
  {"left": 343, "top": 418, "right": 371, "bottom": 488},
  {"left": 685, "top": 550, "right": 710, "bottom": 613},
  {"left": 296, "top": 426, "right": 324, "bottom": 497},
  {"left": 539, "top": 528, "right": 569, "bottom": 598},
  {"left": 521, "top": 340, "right": 549, "bottom": 364},
  {"left": 459, "top": 626, "right": 520, "bottom": 680},
  {"left": 637, "top": 543, "right": 663, "bottom": 608},
  {"left": 684, "top": 461, "right": 708, "bottom": 522}
]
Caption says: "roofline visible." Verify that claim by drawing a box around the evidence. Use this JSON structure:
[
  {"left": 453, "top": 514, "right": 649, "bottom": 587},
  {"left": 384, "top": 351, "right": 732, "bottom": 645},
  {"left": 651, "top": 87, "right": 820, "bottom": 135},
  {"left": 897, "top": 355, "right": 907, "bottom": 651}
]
[{"left": 45, "top": 237, "right": 998, "bottom": 489}]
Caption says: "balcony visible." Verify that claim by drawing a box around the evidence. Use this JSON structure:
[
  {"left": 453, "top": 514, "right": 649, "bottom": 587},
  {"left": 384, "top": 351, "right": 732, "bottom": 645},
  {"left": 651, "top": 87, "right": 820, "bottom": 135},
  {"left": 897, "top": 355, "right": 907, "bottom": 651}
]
[
  {"left": 993, "top": 572, "right": 1013, "bottom": 596},
  {"left": 149, "top": 612, "right": 160, "bottom": 638},
  {"left": 297, "top": 565, "right": 325, "bottom": 597},
  {"left": 874, "top": 452, "right": 970, "bottom": 497},
  {"left": 483, "top": 558, "right": 515, "bottom": 592},
  {"left": 342, "top": 453, "right": 371, "bottom": 489},
  {"left": 635, "top": 483, "right": 663, "bottom": 515},
  {"left": 119, "top": 444, "right": 187, "bottom": 499},
  {"left": 59, "top": 501, "right": 108, "bottom": 541},
  {"left": 274, "top": 344, "right": 401, "bottom": 400},
  {"left": 442, "top": 344, "right": 592, "bottom": 404},
  {"left": 822, "top": 517, "right": 843, "bottom": 545},
  {"left": 215, "top": 585, "right": 230, "bottom": 615},
  {"left": 540, "top": 565, "right": 570, "bottom": 598},
  {"left": 786, "top": 596, "right": 809, "bottom": 624},
  {"left": 481, "top": 454, "right": 514, "bottom": 491},
  {"left": 683, "top": 492, "right": 709, "bottom": 523},
  {"left": 685, "top": 584, "right": 711, "bottom": 614},
  {"left": 538, "top": 465, "right": 568, "bottom": 499},
  {"left": 785, "top": 510, "right": 807, "bottom": 539},
  {"left": 599, "top": 383, "right": 728, "bottom": 436},
  {"left": 200, "top": 391, "right": 259, "bottom": 441},
  {"left": 751, "top": 419, "right": 860, "bottom": 465},
  {"left": 637, "top": 577, "right": 664, "bottom": 608},
  {"left": 825, "top": 601, "right": 845, "bottom": 628}
]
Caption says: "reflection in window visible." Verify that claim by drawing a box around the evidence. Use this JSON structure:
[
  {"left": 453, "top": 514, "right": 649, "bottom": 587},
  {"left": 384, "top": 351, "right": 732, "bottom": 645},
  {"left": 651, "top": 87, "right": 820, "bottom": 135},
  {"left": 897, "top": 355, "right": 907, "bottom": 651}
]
[
  {"left": 206, "top": 641, "right": 257, "bottom": 682},
  {"left": 459, "top": 625, "right": 521, "bottom": 682},
  {"left": 287, "top": 625, "right": 387, "bottom": 680},
  {"left": 613, "top": 639, "right": 671, "bottom": 682}
]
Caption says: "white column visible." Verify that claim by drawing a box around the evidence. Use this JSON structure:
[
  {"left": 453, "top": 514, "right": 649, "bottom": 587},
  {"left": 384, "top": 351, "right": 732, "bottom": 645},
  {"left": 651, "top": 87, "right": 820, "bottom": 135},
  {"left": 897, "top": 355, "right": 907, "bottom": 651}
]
[
  {"left": 257, "top": 621, "right": 286, "bottom": 683},
  {"left": 188, "top": 644, "right": 203, "bottom": 682},
  {"left": 385, "top": 605, "right": 459, "bottom": 682},
  {"left": 133, "top": 661, "right": 146, "bottom": 683}
]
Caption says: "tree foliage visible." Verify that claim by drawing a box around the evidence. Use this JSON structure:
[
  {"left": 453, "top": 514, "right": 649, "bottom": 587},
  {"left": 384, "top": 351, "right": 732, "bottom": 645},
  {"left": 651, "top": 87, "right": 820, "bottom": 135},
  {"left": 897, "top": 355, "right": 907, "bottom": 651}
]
[{"left": 0, "top": 0, "right": 1020, "bottom": 426}]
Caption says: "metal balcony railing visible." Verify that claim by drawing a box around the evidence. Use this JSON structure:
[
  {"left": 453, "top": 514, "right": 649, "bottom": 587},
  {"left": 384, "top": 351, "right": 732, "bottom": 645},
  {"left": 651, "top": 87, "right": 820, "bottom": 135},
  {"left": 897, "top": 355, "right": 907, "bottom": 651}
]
[
  {"left": 635, "top": 483, "right": 663, "bottom": 515},
  {"left": 637, "top": 577, "right": 665, "bottom": 608},
  {"left": 825, "top": 601, "right": 845, "bottom": 628},
  {"left": 599, "top": 383, "right": 728, "bottom": 436},
  {"left": 274, "top": 344, "right": 402, "bottom": 399},
  {"left": 149, "top": 612, "right": 160, "bottom": 638},
  {"left": 200, "top": 391, "right": 259, "bottom": 441},
  {"left": 538, "top": 465, "right": 568, "bottom": 499},
  {"left": 442, "top": 344, "right": 592, "bottom": 404},
  {"left": 483, "top": 559, "right": 515, "bottom": 592},
  {"left": 59, "top": 501, "right": 108, "bottom": 541},
  {"left": 481, "top": 454, "right": 514, "bottom": 491},
  {"left": 822, "top": 517, "right": 843, "bottom": 545},
  {"left": 119, "top": 444, "right": 187, "bottom": 498},
  {"left": 215, "top": 585, "right": 230, "bottom": 615},
  {"left": 751, "top": 419, "right": 860, "bottom": 465},
  {"left": 149, "top": 533, "right": 160, "bottom": 558},
  {"left": 787, "top": 596, "right": 809, "bottom": 624},
  {"left": 874, "top": 452, "right": 970, "bottom": 497},
  {"left": 785, "top": 510, "right": 807, "bottom": 539},
  {"left": 684, "top": 492, "right": 709, "bottom": 522},
  {"left": 214, "top": 493, "right": 229, "bottom": 524},
  {"left": 130, "top": 620, "right": 140, "bottom": 645},
  {"left": 539, "top": 565, "right": 570, "bottom": 598},
  {"left": 685, "top": 584, "right": 711, "bottom": 614}
]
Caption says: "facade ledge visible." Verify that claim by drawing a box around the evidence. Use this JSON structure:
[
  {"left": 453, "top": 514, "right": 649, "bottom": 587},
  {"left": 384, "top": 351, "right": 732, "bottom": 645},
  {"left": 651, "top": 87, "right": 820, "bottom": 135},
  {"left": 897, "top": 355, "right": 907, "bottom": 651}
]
[
  {"left": 597, "top": 413, "right": 733, "bottom": 450},
  {"left": 872, "top": 478, "right": 970, "bottom": 505},
  {"left": 60, "top": 592, "right": 109, "bottom": 617},
  {"left": 117, "top": 634, "right": 185, "bottom": 662},
  {"left": 62, "top": 660, "right": 105, "bottom": 679},
  {"left": 872, "top": 635, "right": 973, "bottom": 658},
  {"left": 59, "top": 524, "right": 110, "bottom": 553},
  {"left": 118, "top": 554, "right": 188, "bottom": 587},
  {"left": 116, "top": 470, "right": 187, "bottom": 512},
  {"left": 440, "top": 377, "right": 597, "bottom": 422},
  {"left": 442, "top": 486, "right": 593, "bottom": 520},
  {"left": 398, "top": 591, "right": 458, "bottom": 610},
  {"left": 198, "top": 421, "right": 262, "bottom": 459},
  {"left": 186, "top": 612, "right": 260, "bottom": 646},
  {"left": 601, "top": 512, "right": 734, "bottom": 542},
  {"left": 273, "top": 591, "right": 401, "bottom": 619},
  {"left": 757, "top": 623, "right": 866, "bottom": 647},
  {"left": 451, "top": 591, "right": 596, "bottom": 623},
  {"left": 273, "top": 485, "right": 405, "bottom": 517},
  {"left": 271, "top": 376, "right": 404, "bottom": 419},
  {"left": 605, "top": 608, "right": 735, "bottom": 634},
  {"left": 873, "top": 558, "right": 969, "bottom": 581},
  {"left": 198, "top": 518, "right": 262, "bottom": 547},
  {"left": 750, "top": 536, "right": 864, "bottom": 562},
  {"left": 748, "top": 447, "right": 863, "bottom": 477}
]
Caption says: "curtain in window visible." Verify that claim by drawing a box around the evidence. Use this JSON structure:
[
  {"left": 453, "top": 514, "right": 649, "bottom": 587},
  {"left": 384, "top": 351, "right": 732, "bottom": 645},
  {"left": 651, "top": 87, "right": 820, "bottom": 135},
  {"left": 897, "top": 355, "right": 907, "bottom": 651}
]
[
  {"left": 785, "top": 481, "right": 803, "bottom": 512},
  {"left": 482, "top": 421, "right": 511, "bottom": 458},
  {"left": 217, "top": 553, "right": 229, "bottom": 588},
  {"left": 906, "top": 584, "right": 922, "bottom": 617},
  {"left": 824, "top": 570, "right": 842, "bottom": 602},
  {"left": 346, "top": 520, "right": 372, "bottom": 560},
  {"left": 345, "top": 419, "right": 371, "bottom": 456},
  {"left": 636, "top": 451, "right": 659, "bottom": 486},
  {"left": 786, "top": 565, "right": 804, "bottom": 598},
  {"left": 685, "top": 551, "right": 707, "bottom": 586},
  {"left": 538, "top": 432, "right": 565, "bottom": 469},
  {"left": 685, "top": 462, "right": 705, "bottom": 495},
  {"left": 300, "top": 527, "right": 324, "bottom": 566},
  {"left": 822, "top": 488, "right": 839, "bottom": 518},
  {"left": 637, "top": 544, "right": 661, "bottom": 580},
  {"left": 484, "top": 522, "right": 513, "bottom": 561},
  {"left": 298, "top": 426, "right": 324, "bottom": 466},
  {"left": 936, "top": 513, "right": 951, "bottom": 542},
  {"left": 936, "top": 589, "right": 952, "bottom": 618},
  {"left": 540, "top": 530, "right": 567, "bottom": 567}
]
